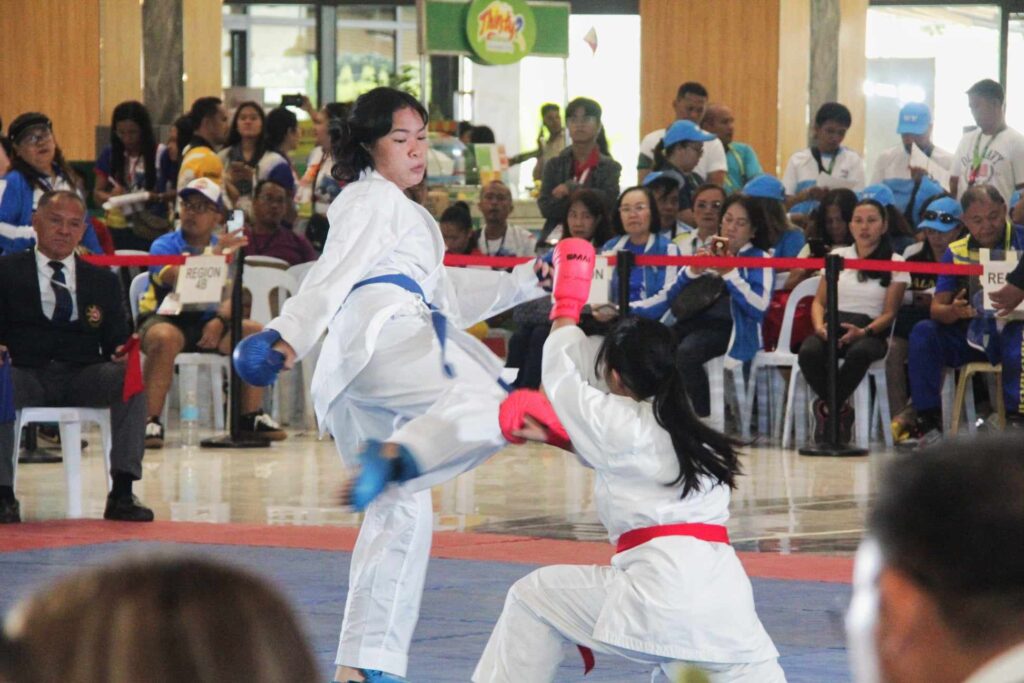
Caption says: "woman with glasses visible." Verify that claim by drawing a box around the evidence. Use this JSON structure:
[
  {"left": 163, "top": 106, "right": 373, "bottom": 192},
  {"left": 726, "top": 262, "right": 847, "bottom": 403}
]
[
  {"left": 888, "top": 194, "right": 966, "bottom": 439},
  {"left": 0, "top": 112, "right": 103, "bottom": 255},
  {"left": 597, "top": 186, "right": 680, "bottom": 308},
  {"left": 674, "top": 183, "right": 726, "bottom": 255},
  {"left": 537, "top": 97, "right": 621, "bottom": 240}
]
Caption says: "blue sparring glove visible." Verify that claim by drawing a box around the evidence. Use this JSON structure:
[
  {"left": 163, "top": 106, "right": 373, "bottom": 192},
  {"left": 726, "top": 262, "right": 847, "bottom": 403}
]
[
  {"left": 232, "top": 329, "right": 285, "bottom": 386},
  {"left": 349, "top": 440, "right": 421, "bottom": 512}
]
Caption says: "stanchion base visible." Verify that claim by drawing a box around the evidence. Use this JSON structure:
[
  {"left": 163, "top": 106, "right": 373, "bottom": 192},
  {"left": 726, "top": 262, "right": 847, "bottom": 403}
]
[
  {"left": 798, "top": 443, "right": 869, "bottom": 457},
  {"left": 18, "top": 450, "right": 63, "bottom": 464},
  {"left": 200, "top": 434, "right": 271, "bottom": 449}
]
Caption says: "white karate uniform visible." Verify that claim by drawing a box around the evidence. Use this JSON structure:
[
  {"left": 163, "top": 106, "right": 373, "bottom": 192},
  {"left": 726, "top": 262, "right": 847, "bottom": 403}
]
[
  {"left": 266, "top": 170, "right": 547, "bottom": 676},
  {"left": 473, "top": 326, "right": 784, "bottom": 683}
]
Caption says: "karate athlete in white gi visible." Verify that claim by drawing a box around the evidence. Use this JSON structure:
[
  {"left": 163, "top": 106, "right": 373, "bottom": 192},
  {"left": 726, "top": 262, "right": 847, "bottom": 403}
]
[
  {"left": 233, "top": 88, "right": 550, "bottom": 683},
  {"left": 470, "top": 238, "right": 785, "bottom": 682}
]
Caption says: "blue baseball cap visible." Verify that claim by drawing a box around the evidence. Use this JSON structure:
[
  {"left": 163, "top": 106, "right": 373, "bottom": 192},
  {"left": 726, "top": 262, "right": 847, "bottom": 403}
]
[
  {"left": 642, "top": 171, "right": 664, "bottom": 186},
  {"left": 742, "top": 175, "right": 785, "bottom": 201},
  {"left": 897, "top": 102, "right": 931, "bottom": 135},
  {"left": 860, "top": 184, "right": 896, "bottom": 207},
  {"left": 918, "top": 196, "right": 962, "bottom": 232},
  {"left": 663, "top": 119, "right": 716, "bottom": 148}
]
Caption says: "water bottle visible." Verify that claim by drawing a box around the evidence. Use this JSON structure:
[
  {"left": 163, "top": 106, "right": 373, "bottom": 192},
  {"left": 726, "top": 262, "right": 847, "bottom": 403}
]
[{"left": 181, "top": 390, "right": 200, "bottom": 449}]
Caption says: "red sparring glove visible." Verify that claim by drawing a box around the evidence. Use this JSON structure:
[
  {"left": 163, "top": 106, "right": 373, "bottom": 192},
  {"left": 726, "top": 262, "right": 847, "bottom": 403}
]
[
  {"left": 499, "top": 389, "right": 573, "bottom": 451},
  {"left": 550, "top": 237, "right": 596, "bottom": 323}
]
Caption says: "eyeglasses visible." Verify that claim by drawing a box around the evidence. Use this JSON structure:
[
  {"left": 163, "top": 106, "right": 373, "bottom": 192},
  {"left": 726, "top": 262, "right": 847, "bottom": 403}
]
[
  {"left": 695, "top": 200, "right": 723, "bottom": 210},
  {"left": 921, "top": 210, "right": 959, "bottom": 225},
  {"left": 181, "top": 200, "right": 216, "bottom": 214},
  {"left": 17, "top": 128, "right": 53, "bottom": 146},
  {"left": 619, "top": 204, "right": 649, "bottom": 214}
]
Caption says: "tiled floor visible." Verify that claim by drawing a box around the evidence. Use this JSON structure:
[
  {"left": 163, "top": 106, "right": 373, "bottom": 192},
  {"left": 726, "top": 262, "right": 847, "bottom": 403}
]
[{"left": 11, "top": 427, "right": 886, "bottom": 557}]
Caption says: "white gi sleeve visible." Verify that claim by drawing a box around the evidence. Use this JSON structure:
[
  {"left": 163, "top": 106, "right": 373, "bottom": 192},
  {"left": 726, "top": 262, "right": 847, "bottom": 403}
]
[
  {"left": 438, "top": 261, "right": 548, "bottom": 329},
  {"left": 266, "top": 192, "right": 401, "bottom": 358},
  {"left": 541, "top": 325, "right": 644, "bottom": 469}
]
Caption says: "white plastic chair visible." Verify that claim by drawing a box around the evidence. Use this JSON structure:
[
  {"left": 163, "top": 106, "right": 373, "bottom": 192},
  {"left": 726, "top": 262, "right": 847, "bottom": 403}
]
[
  {"left": 285, "top": 261, "right": 321, "bottom": 430},
  {"left": 13, "top": 408, "right": 112, "bottom": 518},
  {"left": 704, "top": 355, "right": 749, "bottom": 437},
  {"left": 245, "top": 267, "right": 299, "bottom": 422},
  {"left": 746, "top": 276, "right": 820, "bottom": 447},
  {"left": 941, "top": 362, "right": 1004, "bottom": 435},
  {"left": 129, "top": 272, "right": 229, "bottom": 430},
  {"left": 854, "top": 358, "right": 893, "bottom": 448},
  {"left": 244, "top": 255, "right": 290, "bottom": 270}
]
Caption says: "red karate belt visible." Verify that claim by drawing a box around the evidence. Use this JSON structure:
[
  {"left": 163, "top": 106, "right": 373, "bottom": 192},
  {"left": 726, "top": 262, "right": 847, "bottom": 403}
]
[
  {"left": 576, "top": 523, "right": 731, "bottom": 675},
  {"left": 120, "top": 336, "right": 144, "bottom": 402}
]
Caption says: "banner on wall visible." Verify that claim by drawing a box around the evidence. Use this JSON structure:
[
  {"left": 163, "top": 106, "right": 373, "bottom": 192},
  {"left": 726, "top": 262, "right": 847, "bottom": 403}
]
[{"left": 420, "top": 0, "right": 569, "bottom": 62}]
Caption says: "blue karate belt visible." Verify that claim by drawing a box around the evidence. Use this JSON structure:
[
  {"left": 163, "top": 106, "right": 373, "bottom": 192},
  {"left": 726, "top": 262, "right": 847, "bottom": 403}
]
[{"left": 350, "top": 274, "right": 511, "bottom": 392}]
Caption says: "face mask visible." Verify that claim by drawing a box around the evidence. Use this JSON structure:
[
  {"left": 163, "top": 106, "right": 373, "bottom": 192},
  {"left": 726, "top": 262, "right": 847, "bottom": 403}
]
[{"left": 847, "top": 538, "right": 884, "bottom": 683}]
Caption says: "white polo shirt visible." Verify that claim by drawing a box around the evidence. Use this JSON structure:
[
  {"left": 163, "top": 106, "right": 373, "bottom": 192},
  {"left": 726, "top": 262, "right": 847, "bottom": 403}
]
[
  {"left": 951, "top": 126, "right": 1024, "bottom": 202},
  {"left": 782, "top": 147, "right": 866, "bottom": 214}
]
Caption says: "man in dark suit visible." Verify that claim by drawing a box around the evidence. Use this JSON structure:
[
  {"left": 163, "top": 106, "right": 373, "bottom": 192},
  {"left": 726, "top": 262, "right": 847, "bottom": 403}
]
[{"left": 0, "top": 190, "right": 152, "bottom": 523}]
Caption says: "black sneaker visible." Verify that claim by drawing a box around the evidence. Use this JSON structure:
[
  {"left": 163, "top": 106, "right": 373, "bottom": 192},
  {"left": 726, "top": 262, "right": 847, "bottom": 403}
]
[
  {"left": 37, "top": 424, "right": 88, "bottom": 449},
  {"left": 812, "top": 399, "right": 828, "bottom": 445},
  {"left": 839, "top": 403, "right": 855, "bottom": 445},
  {"left": 240, "top": 411, "right": 287, "bottom": 441},
  {"left": 144, "top": 418, "right": 164, "bottom": 449},
  {"left": 0, "top": 497, "right": 20, "bottom": 524},
  {"left": 103, "top": 494, "right": 154, "bottom": 522}
]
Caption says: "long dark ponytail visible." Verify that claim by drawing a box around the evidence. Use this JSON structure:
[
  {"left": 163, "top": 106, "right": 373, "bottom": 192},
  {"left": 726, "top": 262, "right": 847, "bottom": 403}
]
[
  {"left": 595, "top": 317, "right": 741, "bottom": 497},
  {"left": 330, "top": 87, "right": 428, "bottom": 184}
]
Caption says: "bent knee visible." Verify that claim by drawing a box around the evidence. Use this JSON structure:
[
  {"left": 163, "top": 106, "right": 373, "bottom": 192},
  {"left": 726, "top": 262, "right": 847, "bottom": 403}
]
[{"left": 141, "top": 323, "right": 185, "bottom": 355}]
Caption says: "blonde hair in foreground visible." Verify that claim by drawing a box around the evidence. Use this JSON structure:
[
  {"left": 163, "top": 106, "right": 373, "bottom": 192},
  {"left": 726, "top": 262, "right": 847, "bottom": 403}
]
[{"left": 2, "top": 556, "right": 320, "bottom": 683}]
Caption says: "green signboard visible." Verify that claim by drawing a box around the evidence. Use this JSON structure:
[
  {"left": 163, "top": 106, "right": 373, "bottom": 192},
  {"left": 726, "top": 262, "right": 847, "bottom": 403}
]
[
  {"left": 465, "top": 0, "right": 536, "bottom": 65},
  {"left": 423, "top": 0, "right": 569, "bottom": 60}
]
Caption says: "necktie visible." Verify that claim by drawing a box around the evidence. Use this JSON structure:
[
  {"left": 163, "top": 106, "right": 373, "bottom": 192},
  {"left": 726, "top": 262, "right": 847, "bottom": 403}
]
[{"left": 49, "top": 261, "right": 73, "bottom": 323}]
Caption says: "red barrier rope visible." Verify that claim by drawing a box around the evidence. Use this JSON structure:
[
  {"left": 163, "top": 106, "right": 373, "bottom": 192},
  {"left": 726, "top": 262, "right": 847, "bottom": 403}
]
[{"left": 83, "top": 251, "right": 985, "bottom": 277}]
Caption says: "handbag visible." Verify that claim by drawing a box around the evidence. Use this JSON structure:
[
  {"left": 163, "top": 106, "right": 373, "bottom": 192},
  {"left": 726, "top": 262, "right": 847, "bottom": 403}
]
[
  {"left": 128, "top": 209, "right": 173, "bottom": 241},
  {"left": 670, "top": 274, "right": 726, "bottom": 322}
]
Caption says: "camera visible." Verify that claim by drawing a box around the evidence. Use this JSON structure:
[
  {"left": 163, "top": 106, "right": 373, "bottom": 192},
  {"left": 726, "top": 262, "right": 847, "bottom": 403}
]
[{"left": 281, "top": 93, "right": 305, "bottom": 108}]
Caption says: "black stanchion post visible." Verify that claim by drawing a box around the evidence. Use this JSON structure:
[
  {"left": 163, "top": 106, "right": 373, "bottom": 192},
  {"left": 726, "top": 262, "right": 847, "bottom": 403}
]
[
  {"left": 800, "top": 253, "right": 867, "bottom": 457},
  {"left": 202, "top": 249, "right": 270, "bottom": 449},
  {"left": 616, "top": 250, "right": 634, "bottom": 314}
]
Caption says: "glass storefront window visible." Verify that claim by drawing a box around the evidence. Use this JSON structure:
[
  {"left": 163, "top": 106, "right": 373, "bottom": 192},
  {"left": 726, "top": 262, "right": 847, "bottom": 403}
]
[
  {"left": 864, "top": 5, "right": 1000, "bottom": 175},
  {"left": 222, "top": 4, "right": 318, "bottom": 108},
  {"left": 336, "top": 5, "right": 419, "bottom": 103}
]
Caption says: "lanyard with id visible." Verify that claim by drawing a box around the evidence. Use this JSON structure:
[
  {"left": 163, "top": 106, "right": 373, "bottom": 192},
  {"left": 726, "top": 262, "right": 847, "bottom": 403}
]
[{"left": 968, "top": 128, "right": 1002, "bottom": 186}]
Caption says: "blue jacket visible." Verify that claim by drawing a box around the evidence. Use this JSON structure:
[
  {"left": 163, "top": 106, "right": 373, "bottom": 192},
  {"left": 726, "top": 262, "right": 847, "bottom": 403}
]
[
  {"left": 602, "top": 234, "right": 680, "bottom": 304},
  {"left": 0, "top": 169, "right": 102, "bottom": 255},
  {"left": 632, "top": 243, "right": 773, "bottom": 362}
]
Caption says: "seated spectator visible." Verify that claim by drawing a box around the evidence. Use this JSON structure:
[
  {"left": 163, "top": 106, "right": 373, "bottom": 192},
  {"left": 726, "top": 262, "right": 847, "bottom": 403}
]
[
  {"left": 440, "top": 201, "right": 480, "bottom": 256},
  {"left": 177, "top": 97, "right": 229, "bottom": 192},
  {"left": 219, "top": 101, "right": 265, "bottom": 214},
  {"left": 259, "top": 107, "right": 300, "bottom": 203},
  {"left": 637, "top": 81, "right": 727, "bottom": 187},
  {"left": 301, "top": 102, "right": 348, "bottom": 253},
  {"left": 743, "top": 174, "right": 806, "bottom": 284},
  {"left": 673, "top": 182, "right": 725, "bottom": 255},
  {"left": 870, "top": 102, "right": 954, "bottom": 220},
  {"left": 508, "top": 189, "right": 613, "bottom": 388},
  {"left": 900, "top": 185, "right": 1024, "bottom": 447},
  {"left": 703, "top": 103, "right": 764, "bottom": 194},
  {"left": 888, "top": 195, "right": 965, "bottom": 438},
  {"left": 620, "top": 194, "right": 773, "bottom": 418},
  {"left": 651, "top": 119, "right": 717, "bottom": 227},
  {"left": 478, "top": 180, "right": 536, "bottom": 257},
  {"left": 138, "top": 179, "right": 286, "bottom": 448},
  {"left": 0, "top": 113, "right": 102, "bottom": 255},
  {"left": 783, "top": 102, "right": 866, "bottom": 216},
  {"left": 642, "top": 171, "right": 689, "bottom": 239},
  {"left": 0, "top": 191, "right": 153, "bottom": 524},
  {"left": 860, "top": 184, "right": 916, "bottom": 253},
  {"left": 598, "top": 186, "right": 679, "bottom": 305},
  {"left": 798, "top": 198, "right": 909, "bottom": 446},
  {"left": 848, "top": 434, "right": 1024, "bottom": 683},
  {"left": 156, "top": 115, "right": 193, "bottom": 207},
  {"left": 243, "top": 180, "right": 317, "bottom": 266},
  {"left": 1, "top": 556, "right": 320, "bottom": 683},
  {"left": 93, "top": 101, "right": 173, "bottom": 251},
  {"left": 538, "top": 97, "right": 621, "bottom": 238},
  {"left": 783, "top": 187, "right": 857, "bottom": 290}
]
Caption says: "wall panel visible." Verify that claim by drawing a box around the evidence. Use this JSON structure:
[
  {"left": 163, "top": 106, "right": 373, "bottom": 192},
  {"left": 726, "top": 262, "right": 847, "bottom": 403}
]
[
  {"left": 183, "top": 0, "right": 225, "bottom": 105},
  {"left": 100, "top": 0, "right": 145, "bottom": 124},
  {"left": 639, "top": 0, "right": 780, "bottom": 177},
  {"left": 0, "top": 0, "right": 101, "bottom": 159}
]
